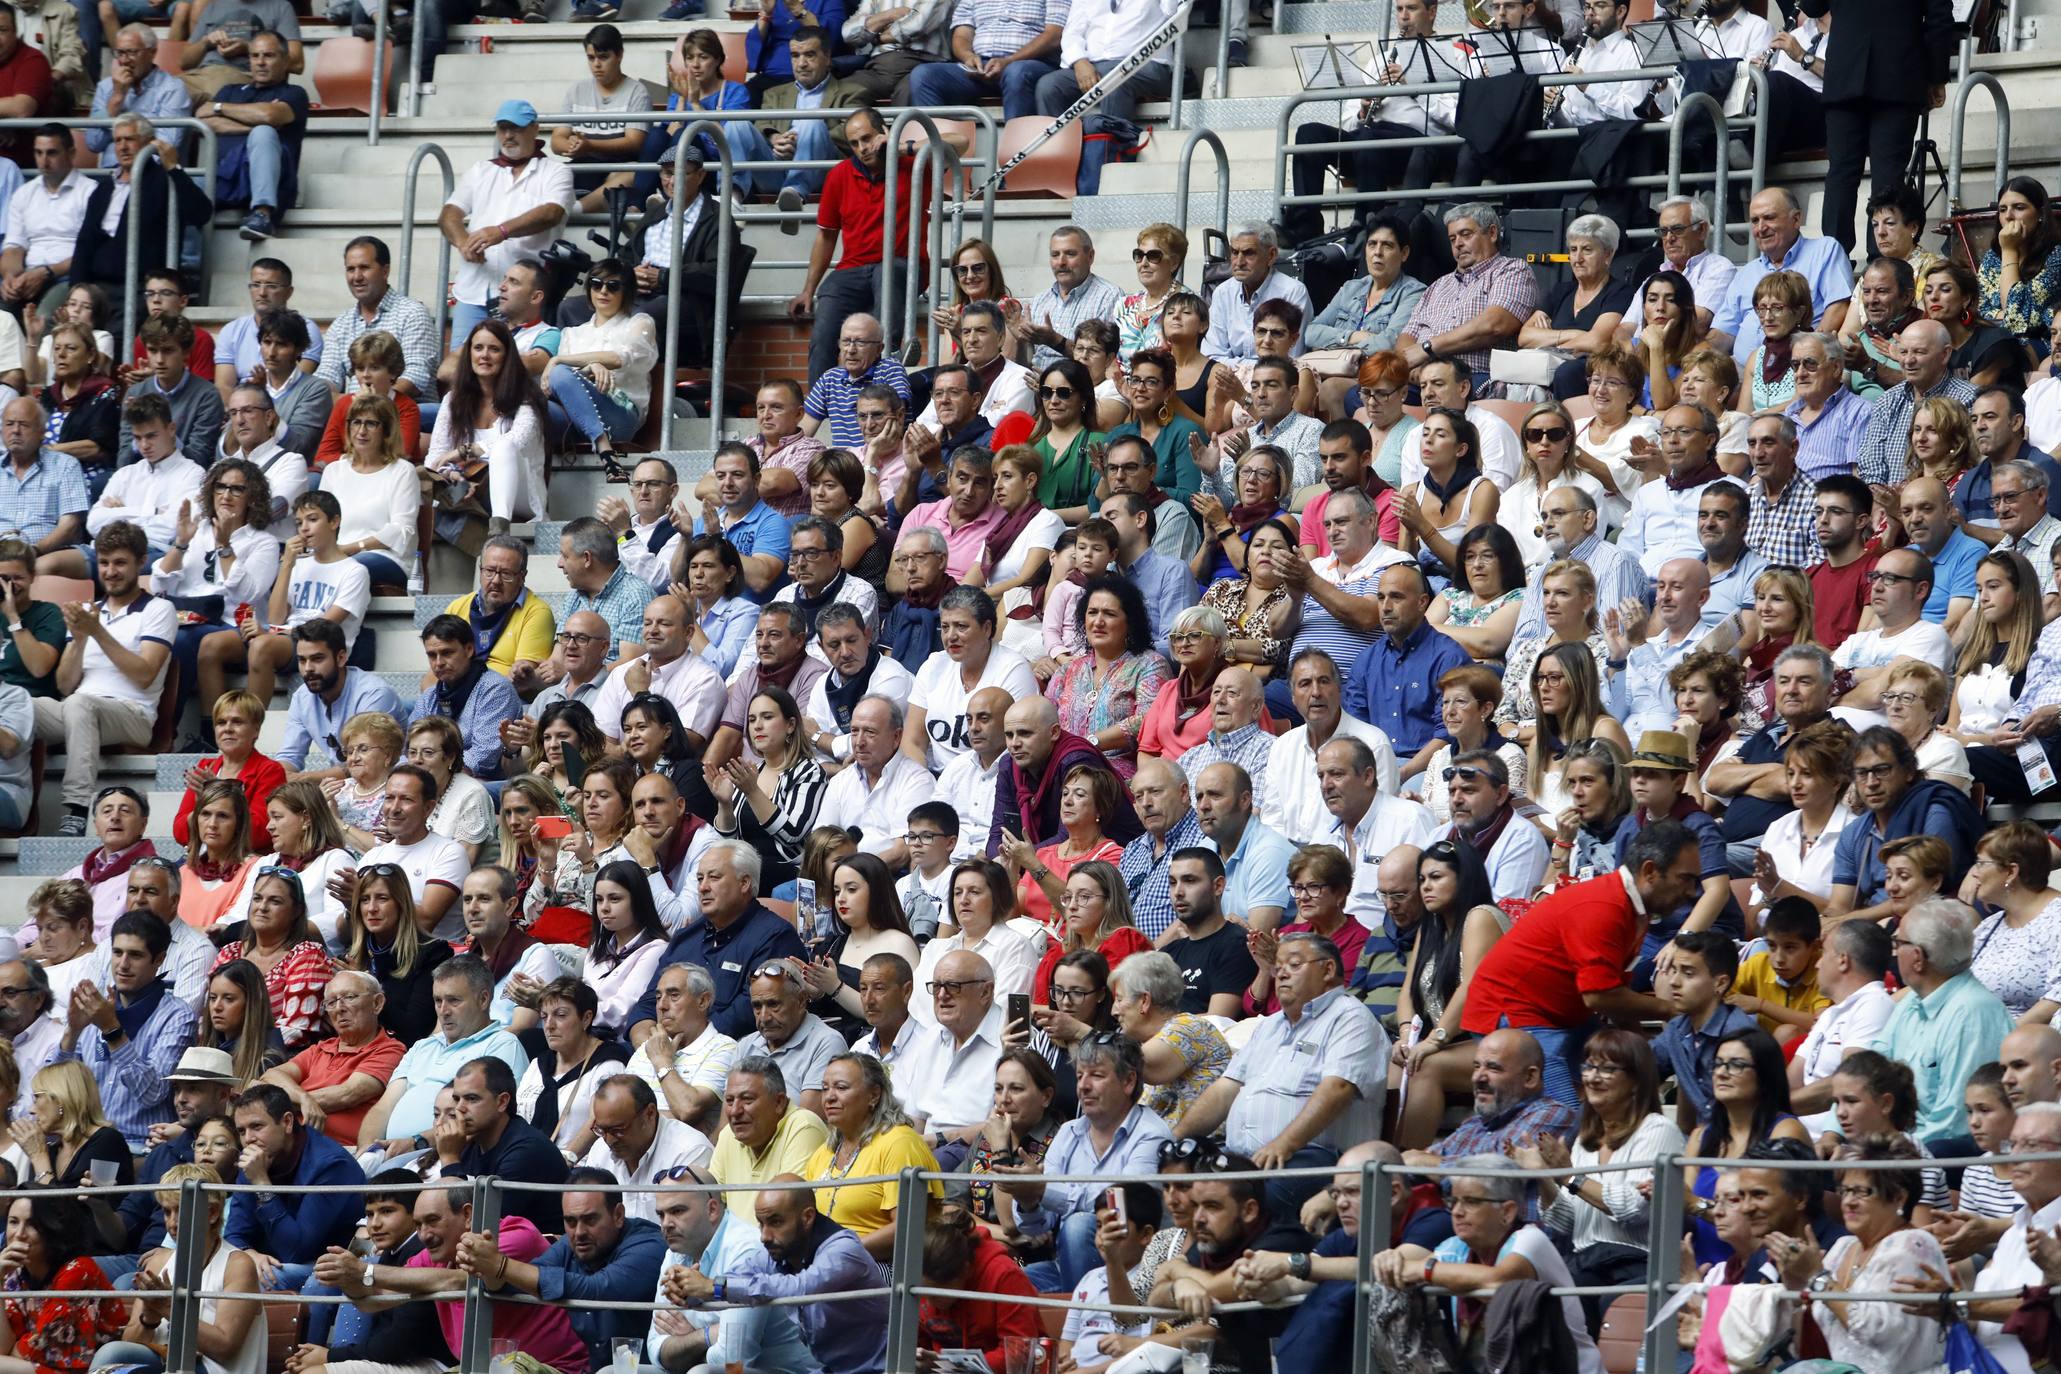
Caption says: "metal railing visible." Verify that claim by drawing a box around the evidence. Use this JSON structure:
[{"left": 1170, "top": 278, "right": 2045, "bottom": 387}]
[
  {"left": 881, "top": 108, "right": 971, "bottom": 365},
  {"left": 31, "top": 1144, "right": 2060, "bottom": 1374},
  {"left": 660, "top": 119, "right": 734, "bottom": 451},
  {"left": 1947, "top": 67, "right": 2012, "bottom": 212},
  {"left": 1176, "top": 128, "right": 1232, "bottom": 243},
  {"left": 1269, "top": 65, "right": 1771, "bottom": 227},
  {"left": 395, "top": 139, "right": 455, "bottom": 357}
]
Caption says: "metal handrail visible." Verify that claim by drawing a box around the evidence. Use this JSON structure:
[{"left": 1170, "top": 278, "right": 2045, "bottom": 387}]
[
  {"left": 659, "top": 118, "right": 735, "bottom": 450},
  {"left": 366, "top": 0, "right": 389, "bottom": 146},
  {"left": 122, "top": 142, "right": 182, "bottom": 360},
  {"left": 0, "top": 116, "right": 222, "bottom": 201},
  {"left": 1667, "top": 90, "right": 1730, "bottom": 249},
  {"left": 1175, "top": 127, "right": 1231, "bottom": 243},
  {"left": 1269, "top": 66, "right": 1770, "bottom": 224},
  {"left": 1948, "top": 69, "right": 2011, "bottom": 211},
  {"left": 880, "top": 109, "right": 966, "bottom": 374},
  {"left": 394, "top": 140, "right": 455, "bottom": 356}
]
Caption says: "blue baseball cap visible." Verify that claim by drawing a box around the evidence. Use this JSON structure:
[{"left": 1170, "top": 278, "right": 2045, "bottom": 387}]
[{"left": 493, "top": 98, "right": 539, "bottom": 127}]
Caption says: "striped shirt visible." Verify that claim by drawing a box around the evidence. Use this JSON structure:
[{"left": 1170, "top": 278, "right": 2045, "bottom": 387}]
[
  {"left": 1292, "top": 543, "right": 1413, "bottom": 683},
  {"left": 1786, "top": 385, "right": 1872, "bottom": 483},
  {"left": 803, "top": 356, "right": 911, "bottom": 449},
  {"left": 1513, "top": 532, "right": 1650, "bottom": 644},
  {"left": 0, "top": 449, "right": 87, "bottom": 545},
  {"left": 316, "top": 286, "right": 440, "bottom": 397},
  {"left": 1959, "top": 1162, "right": 2022, "bottom": 1219},
  {"left": 1399, "top": 254, "right": 1538, "bottom": 380},
  {"left": 950, "top": 0, "right": 1073, "bottom": 60},
  {"left": 1747, "top": 469, "right": 1822, "bottom": 569},
  {"left": 54, "top": 990, "right": 199, "bottom": 1150},
  {"left": 564, "top": 563, "right": 656, "bottom": 666},
  {"left": 1119, "top": 807, "right": 1206, "bottom": 942}
]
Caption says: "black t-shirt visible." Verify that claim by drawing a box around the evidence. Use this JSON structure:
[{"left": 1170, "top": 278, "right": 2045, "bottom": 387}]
[
  {"left": 1545, "top": 275, "right": 1636, "bottom": 333},
  {"left": 1165, "top": 921, "right": 1260, "bottom": 1015}
]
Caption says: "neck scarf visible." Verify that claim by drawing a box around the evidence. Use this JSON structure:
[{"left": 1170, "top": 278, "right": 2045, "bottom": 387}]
[
  {"left": 492, "top": 140, "right": 544, "bottom": 169},
  {"left": 1694, "top": 718, "right": 1730, "bottom": 774},
  {"left": 82, "top": 839, "right": 156, "bottom": 889},
  {"left": 1174, "top": 663, "right": 1220, "bottom": 724},
  {"left": 1461, "top": 799, "right": 1515, "bottom": 861},
  {"left": 1665, "top": 455, "right": 1726, "bottom": 492},
  {"left": 116, "top": 976, "right": 170, "bottom": 1041},
  {"left": 436, "top": 658, "right": 489, "bottom": 723},
  {"left": 529, "top": 1038, "right": 600, "bottom": 1139},
  {"left": 902, "top": 579, "right": 950, "bottom": 611},
  {"left": 1420, "top": 453, "right": 1481, "bottom": 505},
  {"left": 1227, "top": 500, "right": 1282, "bottom": 536},
  {"left": 468, "top": 591, "right": 521, "bottom": 661},
  {"left": 187, "top": 850, "right": 246, "bottom": 885},
  {"left": 644, "top": 515, "right": 679, "bottom": 556},
  {"left": 1866, "top": 305, "right": 1924, "bottom": 344},
  {"left": 1759, "top": 333, "right": 1795, "bottom": 386},
  {"left": 472, "top": 924, "right": 539, "bottom": 986},
  {"left": 984, "top": 496, "right": 1048, "bottom": 571},
  {"left": 824, "top": 649, "right": 881, "bottom": 730},
  {"left": 758, "top": 653, "right": 806, "bottom": 694},
  {"left": 791, "top": 570, "right": 850, "bottom": 634}
]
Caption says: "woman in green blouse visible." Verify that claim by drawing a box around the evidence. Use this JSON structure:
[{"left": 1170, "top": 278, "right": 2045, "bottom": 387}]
[
  {"left": 1103, "top": 348, "right": 1204, "bottom": 507},
  {"left": 1031, "top": 358, "right": 1107, "bottom": 523}
]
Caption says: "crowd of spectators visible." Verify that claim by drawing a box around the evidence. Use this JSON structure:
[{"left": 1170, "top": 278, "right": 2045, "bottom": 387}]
[{"left": 0, "top": 0, "right": 2051, "bottom": 1365}]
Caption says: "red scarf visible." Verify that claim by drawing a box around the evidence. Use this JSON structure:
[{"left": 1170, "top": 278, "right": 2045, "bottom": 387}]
[
  {"left": 1228, "top": 501, "right": 1283, "bottom": 536},
  {"left": 493, "top": 140, "right": 544, "bottom": 169},
  {"left": 1759, "top": 334, "right": 1795, "bottom": 386},
  {"left": 758, "top": 654, "right": 807, "bottom": 694},
  {"left": 983, "top": 497, "right": 1048, "bottom": 572},
  {"left": 901, "top": 579, "right": 951, "bottom": 610},
  {"left": 82, "top": 839, "right": 156, "bottom": 888},
  {"left": 468, "top": 925, "right": 541, "bottom": 986},
  {"left": 1460, "top": 800, "right": 1515, "bottom": 862},
  {"left": 187, "top": 850, "right": 245, "bottom": 885},
  {"left": 1665, "top": 456, "right": 1727, "bottom": 492},
  {"left": 1174, "top": 664, "right": 1220, "bottom": 724}
]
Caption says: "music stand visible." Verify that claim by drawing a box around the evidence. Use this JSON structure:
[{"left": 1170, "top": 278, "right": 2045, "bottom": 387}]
[
  {"left": 1472, "top": 23, "right": 1565, "bottom": 75},
  {"left": 1391, "top": 35, "right": 1472, "bottom": 86},
  {"left": 1628, "top": 16, "right": 1714, "bottom": 68},
  {"left": 1292, "top": 38, "right": 1381, "bottom": 90}
]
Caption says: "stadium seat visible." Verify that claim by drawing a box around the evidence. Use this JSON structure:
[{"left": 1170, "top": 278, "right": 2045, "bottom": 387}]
[
  {"left": 995, "top": 116, "right": 1082, "bottom": 199},
  {"left": 1597, "top": 1291, "right": 1647, "bottom": 1374},
  {"left": 1474, "top": 398, "right": 1537, "bottom": 436},
  {"left": 1564, "top": 396, "right": 1597, "bottom": 421},
  {"left": 312, "top": 36, "right": 396, "bottom": 115},
  {"left": 264, "top": 1294, "right": 305, "bottom": 1374},
  {"left": 720, "top": 29, "right": 748, "bottom": 85},
  {"left": 903, "top": 119, "right": 977, "bottom": 195}
]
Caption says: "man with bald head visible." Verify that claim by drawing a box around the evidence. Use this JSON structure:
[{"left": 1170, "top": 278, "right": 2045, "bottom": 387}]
[
  {"left": 1179, "top": 668, "right": 1274, "bottom": 810},
  {"left": 1606, "top": 556, "right": 1713, "bottom": 738},
  {"left": 1857, "top": 317, "right": 1979, "bottom": 486},
  {"left": 1123, "top": 756, "right": 1208, "bottom": 944},
  {"left": 1346, "top": 562, "right": 1472, "bottom": 783},
  {"left": 900, "top": 949, "right": 1005, "bottom": 1166},
  {"left": 989, "top": 695, "right": 1141, "bottom": 854},
  {"left": 1900, "top": 474, "right": 1983, "bottom": 633},
  {"left": 1400, "top": 1028, "right": 1578, "bottom": 1171},
  {"left": 934, "top": 684, "right": 1010, "bottom": 861},
  {"left": 1709, "top": 187, "right": 1853, "bottom": 362},
  {"left": 521, "top": 608, "right": 612, "bottom": 726},
  {"left": 1319, "top": 735, "right": 1435, "bottom": 925},
  {"left": 1830, "top": 547, "right": 1954, "bottom": 708},
  {"left": 631, "top": 771, "right": 715, "bottom": 930},
  {"left": 1622, "top": 404, "right": 1742, "bottom": 576},
  {"left": 1192, "top": 761, "right": 1296, "bottom": 933},
  {"left": 588, "top": 592, "right": 726, "bottom": 752}
]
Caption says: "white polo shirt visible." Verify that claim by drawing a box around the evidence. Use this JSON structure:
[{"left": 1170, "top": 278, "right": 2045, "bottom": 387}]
[
  {"left": 78, "top": 591, "right": 176, "bottom": 711},
  {"left": 590, "top": 649, "right": 728, "bottom": 744},
  {"left": 360, "top": 831, "right": 472, "bottom": 941},
  {"left": 444, "top": 153, "right": 576, "bottom": 306},
  {"left": 579, "top": 1114, "right": 716, "bottom": 1224},
  {"left": 818, "top": 752, "right": 937, "bottom": 857},
  {"left": 901, "top": 1002, "right": 1007, "bottom": 1132}
]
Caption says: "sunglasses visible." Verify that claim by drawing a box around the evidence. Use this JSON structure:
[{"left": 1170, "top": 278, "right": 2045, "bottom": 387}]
[
  {"left": 1522, "top": 425, "right": 1569, "bottom": 443},
  {"left": 952, "top": 263, "right": 988, "bottom": 277},
  {"left": 590, "top": 278, "right": 626, "bottom": 293},
  {"left": 1132, "top": 247, "right": 1165, "bottom": 263},
  {"left": 1440, "top": 765, "right": 1496, "bottom": 784},
  {"left": 1038, "top": 385, "right": 1076, "bottom": 400}
]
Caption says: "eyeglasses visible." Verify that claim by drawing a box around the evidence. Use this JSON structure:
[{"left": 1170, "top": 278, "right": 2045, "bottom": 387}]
[
  {"left": 627, "top": 478, "right": 671, "bottom": 492},
  {"left": 213, "top": 482, "right": 249, "bottom": 496},
  {"left": 1586, "top": 377, "right": 1631, "bottom": 391},
  {"left": 1658, "top": 425, "right": 1709, "bottom": 439},
  {"left": 1448, "top": 1193, "right": 1501, "bottom": 1211},
  {"left": 952, "top": 263, "right": 989, "bottom": 278},
  {"left": 1522, "top": 425, "right": 1569, "bottom": 443},
  {"left": 905, "top": 830, "right": 948, "bottom": 844},
  {"left": 1167, "top": 630, "right": 1211, "bottom": 646},
  {"left": 1864, "top": 570, "right": 1918, "bottom": 585},
  {"left": 1289, "top": 882, "right": 1335, "bottom": 897},
  {"left": 1998, "top": 1138, "right": 2061, "bottom": 1155},
  {"left": 1853, "top": 762, "right": 1900, "bottom": 781},
  {"left": 928, "top": 977, "right": 991, "bottom": 996},
  {"left": 1994, "top": 488, "right": 2032, "bottom": 505},
  {"left": 1657, "top": 223, "right": 1697, "bottom": 239},
  {"left": 1159, "top": 1138, "right": 1207, "bottom": 1164},
  {"left": 1038, "top": 386, "right": 1076, "bottom": 400},
  {"left": 1835, "top": 1184, "right": 1879, "bottom": 1201},
  {"left": 322, "top": 991, "right": 369, "bottom": 1011},
  {"left": 362, "top": 862, "right": 405, "bottom": 878},
  {"left": 1793, "top": 358, "right": 1825, "bottom": 373},
  {"left": 589, "top": 278, "right": 626, "bottom": 293},
  {"left": 1579, "top": 1061, "right": 1623, "bottom": 1078},
  {"left": 556, "top": 631, "right": 605, "bottom": 646},
  {"left": 1711, "top": 1057, "right": 1755, "bottom": 1076},
  {"left": 1050, "top": 984, "right": 1097, "bottom": 1003},
  {"left": 1878, "top": 691, "right": 1922, "bottom": 707},
  {"left": 133, "top": 856, "right": 178, "bottom": 872}
]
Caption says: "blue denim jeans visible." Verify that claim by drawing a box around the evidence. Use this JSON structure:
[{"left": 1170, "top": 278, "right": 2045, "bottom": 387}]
[
  {"left": 734, "top": 118, "right": 836, "bottom": 198},
  {"left": 1499, "top": 1014, "right": 1587, "bottom": 1107},
  {"left": 242, "top": 125, "right": 283, "bottom": 210},
  {"left": 904, "top": 58, "right": 1054, "bottom": 122},
  {"left": 549, "top": 364, "right": 641, "bottom": 445},
  {"left": 353, "top": 550, "right": 408, "bottom": 589},
  {"left": 448, "top": 302, "right": 491, "bottom": 348},
  {"left": 1021, "top": 1210, "right": 1100, "bottom": 1294}
]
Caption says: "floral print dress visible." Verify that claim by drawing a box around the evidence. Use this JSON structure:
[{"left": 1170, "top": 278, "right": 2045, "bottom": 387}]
[{"left": 4, "top": 1258, "right": 126, "bottom": 1374}]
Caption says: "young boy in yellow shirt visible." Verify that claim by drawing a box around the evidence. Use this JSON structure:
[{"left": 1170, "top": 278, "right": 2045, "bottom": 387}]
[{"left": 1729, "top": 897, "right": 1830, "bottom": 1045}]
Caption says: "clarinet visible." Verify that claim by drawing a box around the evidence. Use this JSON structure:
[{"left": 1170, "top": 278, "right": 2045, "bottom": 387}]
[{"left": 1545, "top": 33, "right": 1589, "bottom": 118}]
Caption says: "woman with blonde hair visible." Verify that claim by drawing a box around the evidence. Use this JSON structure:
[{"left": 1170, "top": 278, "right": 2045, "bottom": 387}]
[
  {"left": 1730, "top": 566, "right": 1821, "bottom": 717},
  {"left": 318, "top": 392, "right": 419, "bottom": 590},
  {"left": 1028, "top": 859, "right": 1148, "bottom": 1004},
  {"left": 323, "top": 710, "right": 405, "bottom": 851},
  {"left": 1116, "top": 223, "right": 1188, "bottom": 362},
  {"left": 405, "top": 716, "right": 494, "bottom": 864},
  {"left": 933, "top": 238, "right": 1015, "bottom": 362},
  {"left": 1743, "top": 270, "right": 1814, "bottom": 409},
  {"left": 11, "top": 1060, "right": 130, "bottom": 1189},
  {"left": 111, "top": 1162, "right": 265, "bottom": 1374},
  {"left": 1676, "top": 348, "right": 1751, "bottom": 472},
  {"left": 498, "top": 774, "right": 568, "bottom": 921},
  {"left": 1904, "top": 395, "right": 1977, "bottom": 492},
  {"left": 179, "top": 780, "right": 261, "bottom": 934},
  {"left": 1525, "top": 642, "right": 1630, "bottom": 815},
  {"left": 340, "top": 865, "right": 452, "bottom": 1044},
  {"left": 1497, "top": 559, "right": 1614, "bottom": 735},
  {"left": 1964, "top": 820, "right": 2061, "bottom": 1024},
  {"left": 1751, "top": 719, "right": 1859, "bottom": 909},
  {"left": 1502, "top": 400, "right": 1621, "bottom": 572},
  {"left": 24, "top": 880, "right": 96, "bottom": 1007},
  {"left": 315, "top": 330, "right": 420, "bottom": 467},
  {"left": 1881, "top": 661, "right": 1973, "bottom": 794},
  {"left": 171, "top": 689, "right": 284, "bottom": 854},
  {"left": 1950, "top": 550, "right": 2044, "bottom": 746},
  {"left": 805, "top": 1053, "right": 943, "bottom": 1259},
  {"left": 232, "top": 780, "right": 353, "bottom": 950}
]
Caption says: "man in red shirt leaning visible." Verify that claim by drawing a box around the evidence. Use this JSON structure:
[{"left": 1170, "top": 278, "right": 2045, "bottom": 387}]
[
  {"left": 786, "top": 107, "right": 931, "bottom": 387},
  {"left": 1460, "top": 820, "right": 1702, "bottom": 1107}
]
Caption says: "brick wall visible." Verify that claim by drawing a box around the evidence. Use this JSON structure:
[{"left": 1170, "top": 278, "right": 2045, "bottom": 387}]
[{"left": 722, "top": 320, "right": 814, "bottom": 392}]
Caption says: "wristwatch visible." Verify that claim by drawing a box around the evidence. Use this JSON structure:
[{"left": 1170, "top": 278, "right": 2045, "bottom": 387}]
[
  {"left": 362, "top": 1259, "right": 377, "bottom": 1288},
  {"left": 1562, "top": 1173, "right": 1586, "bottom": 1197},
  {"left": 1288, "top": 1252, "right": 1311, "bottom": 1281}
]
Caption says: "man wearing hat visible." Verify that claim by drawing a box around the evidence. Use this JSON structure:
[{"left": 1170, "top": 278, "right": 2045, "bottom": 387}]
[
  {"left": 111, "top": 1046, "right": 239, "bottom": 1263},
  {"left": 439, "top": 99, "right": 575, "bottom": 347},
  {"left": 1612, "top": 729, "right": 1746, "bottom": 983}
]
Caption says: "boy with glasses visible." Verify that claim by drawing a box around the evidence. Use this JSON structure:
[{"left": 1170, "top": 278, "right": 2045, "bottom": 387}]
[
  {"left": 124, "top": 269, "right": 215, "bottom": 381},
  {"left": 1650, "top": 930, "right": 1754, "bottom": 1131}
]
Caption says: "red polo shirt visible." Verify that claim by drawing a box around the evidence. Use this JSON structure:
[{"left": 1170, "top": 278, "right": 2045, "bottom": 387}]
[
  {"left": 1461, "top": 870, "right": 1644, "bottom": 1034},
  {"left": 818, "top": 154, "right": 929, "bottom": 273},
  {"left": 0, "top": 43, "right": 52, "bottom": 166}
]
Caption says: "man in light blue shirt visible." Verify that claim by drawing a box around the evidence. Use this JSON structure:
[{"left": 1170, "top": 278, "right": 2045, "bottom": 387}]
[
  {"left": 276, "top": 619, "right": 402, "bottom": 777},
  {"left": 1872, "top": 897, "right": 2013, "bottom": 1145},
  {"left": 1903, "top": 474, "right": 1984, "bottom": 630},
  {"left": 1203, "top": 223, "right": 1313, "bottom": 362},
  {"left": 1607, "top": 557, "right": 1711, "bottom": 739},
  {"left": 1710, "top": 187, "right": 1853, "bottom": 367},
  {"left": 1107, "top": 490, "right": 1197, "bottom": 659},
  {"left": 1193, "top": 759, "right": 1295, "bottom": 931},
  {"left": 86, "top": 27, "right": 193, "bottom": 169},
  {"left": 1000, "top": 1036, "right": 1173, "bottom": 1293},
  {"left": 1698, "top": 481, "right": 1769, "bottom": 629},
  {"left": 214, "top": 259, "right": 326, "bottom": 381},
  {"left": 1512, "top": 489, "right": 1649, "bottom": 645},
  {"left": 648, "top": 1165, "right": 811, "bottom": 1374},
  {"left": 359, "top": 957, "right": 531, "bottom": 1150}
]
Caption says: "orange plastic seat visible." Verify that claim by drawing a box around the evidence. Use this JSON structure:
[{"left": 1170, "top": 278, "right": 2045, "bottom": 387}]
[
  {"left": 1597, "top": 1291, "right": 1647, "bottom": 1374},
  {"left": 720, "top": 29, "right": 748, "bottom": 84},
  {"left": 1473, "top": 397, "right": 1536, "bottom": 435},
  {"left": 902, "top": 118, "right": 977, "bottom": 194},
  {"left": 995, "top": 115, "right": 1081, "bottom": 198},
  {"left": 29, "top": 575, "right": 93, "bottom": 606},
  {"left": 155, "top": 37, "right": 183, "bottom": 75},
  {"left": 312, "top": 35, "right": 395, "bottom": 114}
]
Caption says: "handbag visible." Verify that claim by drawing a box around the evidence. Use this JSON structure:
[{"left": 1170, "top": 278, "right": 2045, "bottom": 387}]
[
  {"left": 1300, "top": 346, "right": 1366, "bottom": 379},
  {"left": 1490, "top": 348, "right": 1567, "bottom": 388}
]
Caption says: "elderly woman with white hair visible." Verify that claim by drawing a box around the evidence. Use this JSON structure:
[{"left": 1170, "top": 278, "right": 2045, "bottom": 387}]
[
  {"left": 1510, "top": 215, "right": 1636, "bottom": 403},
  {"left": 1109, "top": 951, "right": 1231, "bottom": 1129},
  {"left": 1139, "top": 604, "right": 1266, "bottom": 762}
]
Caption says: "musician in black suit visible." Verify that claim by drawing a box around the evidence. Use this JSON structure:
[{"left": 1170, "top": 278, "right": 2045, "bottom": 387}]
[
  {"left": 1799, "top": 0, "right": 1954, "bottom": 253},
  {"left": 71, "top": 112, "right": 212, "bottom": 297},
  {"left": 556, "top": 144, "right": 754, "bottom": 369}
]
